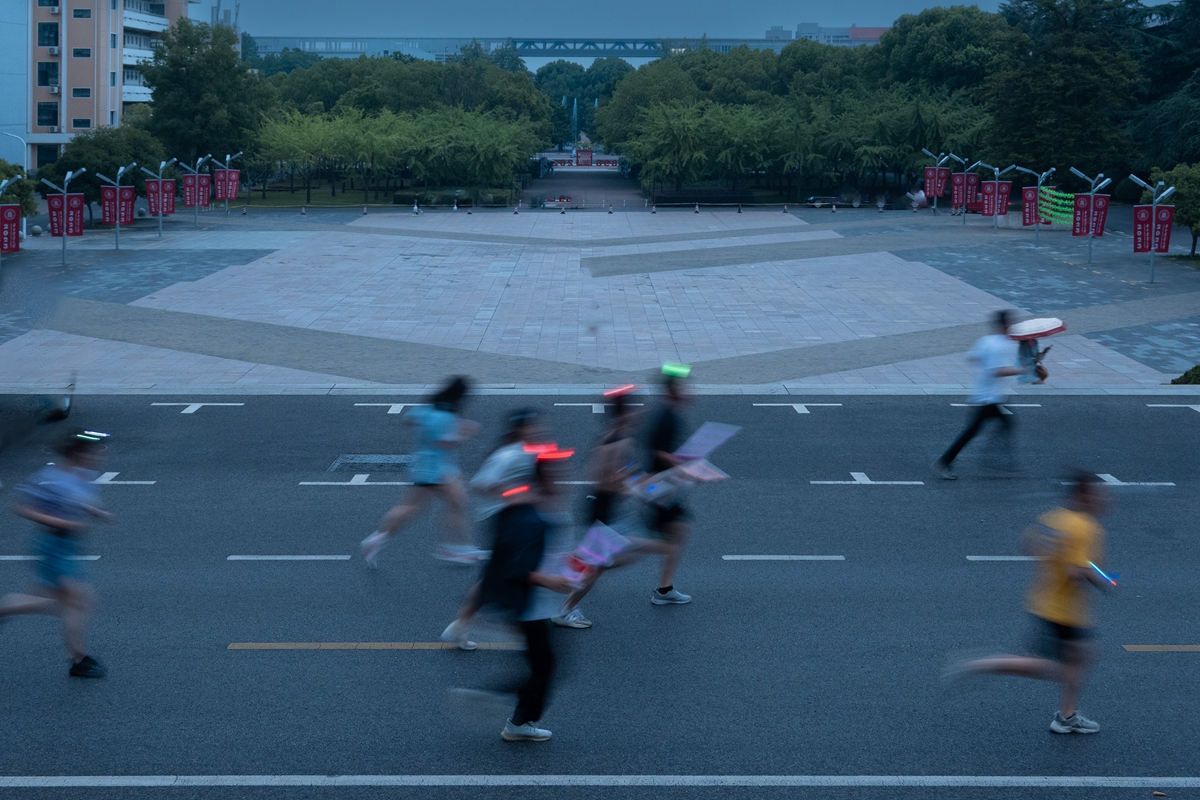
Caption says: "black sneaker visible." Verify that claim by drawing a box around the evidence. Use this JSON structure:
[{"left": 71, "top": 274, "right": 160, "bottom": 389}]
[{"left": 69, "top": 656, "right": 106, "bottom": 678}]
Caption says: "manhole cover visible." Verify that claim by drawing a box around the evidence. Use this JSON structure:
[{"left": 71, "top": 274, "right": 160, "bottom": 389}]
[{"left": 329, "top": 454, "right": 412, "bottom": 473}]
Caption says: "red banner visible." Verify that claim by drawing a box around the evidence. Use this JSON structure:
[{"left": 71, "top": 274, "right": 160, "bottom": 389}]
[
  {"left": 981, "top": 181, "right": 997, "bottom": 216},
  {"left": 47, "top": 194, "right": 64, "bottom": 236},
  {"left": 1021, "top": 186, "right": 1039, "bottom": 226},
  {"left": 924, "top": 167, "right": 937, "bottom": 195},
  {"left": 1072, "top": 194, "right": 1091, "bottom": 236},
  {"left": 1090, "top": 194, "right": 1110, "bottom": 237},
  {"left": 198, "top": 174, "right": 212, "bottom": 207},
  {"left": 146, "top": 179, "right": 161, "bottom": 216},
  {"left": 182, "top": 174, "right": 197, "bottom": 207},
  {"left": 996, "top": 181, "right": 1012, "bottom": 215},
  {"left": 1155, "top": 205, "right": 1175, "bottom": 253},
  {"left": 66, "top": 193, "right": 84, "bottom": 236},
  {"left": 936, "top": 167, "right": 950, "bottom": 197},
  {"left": 966, "top": 172, "right": 980, "bottom": 205},
  {"left": 1133, "top": 205, "right": 1153, "bottom": 253},
  {"left": 212, "top": 170, "right": 227, "bottom": 201},
  {"left": 119, "top": 186, "right": 135, "bottom": 225},
  {"left": 101, "top": 186, "right": 117, "bottom": 226},
  {"left": 951, "top": 173, "right": 965, "bottom": 207},
  {"left": 213, "top": 169, "right": 240, "bottom": 201},
  {"left": 0, "top": 204, "right": 19, "bottom": 253},
  {"left": 161, "top": 179, "right": 176, "bottom": 215}
]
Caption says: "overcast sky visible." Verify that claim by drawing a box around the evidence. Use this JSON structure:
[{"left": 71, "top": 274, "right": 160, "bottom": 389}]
[{"left": 205, "top": 0, "right": 1003, "bottom": 40}]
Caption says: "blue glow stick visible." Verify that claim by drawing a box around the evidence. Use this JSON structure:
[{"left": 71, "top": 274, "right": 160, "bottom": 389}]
[{"left": 1089, "top": 561, "right": 1117, "bottom": 586}]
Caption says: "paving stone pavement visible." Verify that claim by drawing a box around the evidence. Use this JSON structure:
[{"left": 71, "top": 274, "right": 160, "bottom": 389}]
[{"left": 1, "top": 207, "right": 1197, "bottom": 393}]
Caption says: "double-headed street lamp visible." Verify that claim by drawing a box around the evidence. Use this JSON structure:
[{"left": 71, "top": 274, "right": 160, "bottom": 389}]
[
  {"left": 1068, "top": 168, "right": 1112, "bottom": 264},
  {"left": 178, "top": 154, "right": 212, "bottom": 227},
  {"left": 96, "top": 161, "right": 137, "bottom": 251},
  {"left": 976, "top": 162, "right": 1017, "bottom": 234},
  {"left": 141, "top": 158, "right": 178, "bottom": 238},
  {"left": 1128, "top": 175, "right": 1176, "bottom": 283},
  {"left": 1014, "top": 166, "right": 1056, "bottom": 248},
  {"left": 0, "top": 131, "right": 29, "bottom": 237},
  {"left": 921, "top": 148, "right": 952, "bottom": 214},
  {"left": 218, "top": 152, "right": 242, "bottom": 215},
  {"left": 40, "top": 168, "right": 85, "bottom": 266}
]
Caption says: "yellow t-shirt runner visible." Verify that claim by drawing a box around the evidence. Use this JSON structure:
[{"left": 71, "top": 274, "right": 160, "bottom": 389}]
[{"left": 1026, "top": 508, "right": 1105, "bottom": 629}]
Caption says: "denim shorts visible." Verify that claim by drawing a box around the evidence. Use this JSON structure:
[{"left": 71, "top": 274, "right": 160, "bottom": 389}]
[{"left": 34, "top": 531, "right": 80, "bottom": 588}]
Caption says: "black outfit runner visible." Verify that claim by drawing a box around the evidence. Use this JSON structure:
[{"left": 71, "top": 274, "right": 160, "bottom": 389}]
[
  {"left": 646, "top": 405, "right": 687, "bottom": 532},
  {"left": 940, "top": 403, "right": 1012, "bottom": 466}
]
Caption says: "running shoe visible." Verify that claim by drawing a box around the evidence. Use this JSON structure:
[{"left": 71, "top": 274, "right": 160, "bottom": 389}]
[
  {"left": 360, "top": 531, "right": 387, "bottom": 568},
  {"left": 1050, "top": 712, "right": 1100, "bottom": 734},
  {"left": 651, "top": 588, "right": 692, "bottom": 605},
  {"left": 69, "top": 656, "right": 106, "bottom": 678},
  {"left": 552, "top": 607, "right": 592, "bottom": 628},
  {"left": 501, "top": 719, "right": 552, "bottom": 742},
  {"left": 930, "top": 459, "right": 957, "bottom": 480},
  {"left": 440, "top": 620, "right": 478, "bottom": 651},
  {"left": 434, "top": 545, "right": 490, "bottom": 565}
]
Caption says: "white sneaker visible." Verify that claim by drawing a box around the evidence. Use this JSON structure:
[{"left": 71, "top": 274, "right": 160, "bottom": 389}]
[
  {"left": 435, "top": 545, "right": 490, "bottom": 565},
  {"left": 651, "top": 588, "right": 692, "bottom": 605},
  {"left": 1050, "top": 711, "right": 1100, "bottom": 734},
  {"left": 501, "top": 718, "right": 552, "bottom": 742},
  {"left": 360, "top": 531, "right": 387, "bottom": 568},
  {"left": 440, "top": 620, "right": 477, "bottom": 651},
  {"left": 552, "top": 607, "right": 592, "bottom": 628}
]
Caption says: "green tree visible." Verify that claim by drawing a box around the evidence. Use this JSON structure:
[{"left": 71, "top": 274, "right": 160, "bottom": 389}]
[
  {"left": 259, "top": 47, "right": 324, "bottom": 77},
  {"left": 488, "top": 39, "right": 527, "bottom": 73},
  {"left": 0, "top": 159, "right": 38, "bottom": 218},
  {"left": 1150, "top": 163, "right": 1200, "bottom": 255},
  {"left": 630, "top": 102, "right": 708, "bottom": 191},
  {"left": 139, "top": 19, "right": 271, "bottom": 162},
  {"left": 876, "top": 6, "right": 1019, "bottom": 91},
  {"left": 35, "top": 126, "right": 165, "bottom": 224},
  {"left": 594, "top": 60, "right": 698, "bottom": 151},
  {"left": 241, "top": 32, "right": 260, "bottom": 67}
]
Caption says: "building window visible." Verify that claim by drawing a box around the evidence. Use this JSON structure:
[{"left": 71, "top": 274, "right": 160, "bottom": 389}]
[
  {"left": 71, "top": 118, "right": 92, "bottom": 129},
  {"left": 111, "top": 33, "right": 117, "bottom": 47},
  {"left": 110, "top": 110, "right": 116, "bottom": 125},
  {"left": 37, "top": 23, "right": 59, "bottom": 47},
  {"left": 36, "top": 61, "right": 60, "bottom": 86},
  {"left": 111, "top": 0, "right": 116, "bottom": 7},
  {"left": 72, "top": 47, "right": 91, "bottom": 57},
  {"left": 72, "top": 87, "right": 90, "bottom": 97},
  {"left": 36, "top": 145, "right": 60, "bottom": 168},
  {"left": 110, "top": 71, "right": 116, "bottom": 86},
  {"left": 72, "top": 8, "right": 91, "bottom": 17},
  {"left": 37, "top": 0, "right": 57, "bottom": 6},
  {"left": 37, "top": 102, "right": 60, "bottom": 127}
]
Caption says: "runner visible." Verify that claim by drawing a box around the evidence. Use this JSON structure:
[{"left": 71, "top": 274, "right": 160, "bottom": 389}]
[
  {"left": 361, "top": 376, "right": 487, "bottom": 567},
  {"left": 0, "top": 430, "right": 111, "bottom": 678},
  {"left": 644, "top": 368, "right": 694, "bottom": 605},
  {"left": 932, "top": 310, "right": 1023, "bottom": 480},
  {"left": 944, "top": 472, "right": 1114, "bottom": 733}
]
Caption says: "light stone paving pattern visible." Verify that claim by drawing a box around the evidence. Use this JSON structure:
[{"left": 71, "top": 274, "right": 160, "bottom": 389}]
[{"left": 0, "top": 210, "right": 1188, "bottom": 393}]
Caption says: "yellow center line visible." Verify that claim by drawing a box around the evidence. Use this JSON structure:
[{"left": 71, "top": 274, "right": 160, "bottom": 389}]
[
  {"left": 227, "top": 642, "right": 524, "bottom": 651},
  {"left": 1122, "top": 645, "right": 1200, "bottom": 652}
]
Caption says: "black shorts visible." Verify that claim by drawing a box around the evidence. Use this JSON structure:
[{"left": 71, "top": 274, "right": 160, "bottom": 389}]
[
  {"left": 651, "top": 502, "right": 687, "bottom": 537},
  {"left": 1031, "top": 615, "right": 1092, "bottom": 662},
  {"left": 590, "top": 491, "right": 619, "bottom": 525}
]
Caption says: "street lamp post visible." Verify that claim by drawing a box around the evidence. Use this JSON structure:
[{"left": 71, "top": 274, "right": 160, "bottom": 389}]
[
  {"left": 0, "top": 172, "right": 24, "bottom": 272},
  {"left": 96, "top": 161, "right": 137, "bottom": 251},
  {"left": 1069, "top": 168, "right": 1112, "bottom": 264},
  {"left": 963, "top": 160, "right": 984, "bottom": 226},
  {"left": 1128, "top": 175, "right": 1176, "bottom": 283},
  {"left": 140, "top": 158, "right": 178, "bottom": 239},
  {"left": 218, "top": 152, "right": 242, "bottom": 216},
  {"left": 920, "top": 148, "right": 951, "bottom": 214},
  {"left": 0, "top": 131, "right": 29, "bottom": 237},
  {"left": 1015, "top": 166, "right": 1056, "bottom": 248},
  {"left": 946, "top": 153, "right": 967, "bottom": 219},
  {"left": 977, "top": 162, "right": 1017, "bottom": 234},
  {"left": 40, "top": 168, "right": 85, "bottom": 266},
  {"left": 178, "top": 154, "right": 212, "bottom": 228}
]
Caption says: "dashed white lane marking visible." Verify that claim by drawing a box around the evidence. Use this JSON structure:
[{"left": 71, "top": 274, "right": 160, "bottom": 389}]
[
  {"left": 1, "top": 775, "right": 1197, "bottom": 788},
  {"left": 299, "top": 474, "right": 413, "bottom": 486},
  {"left": 151, "top": 403, "right": 244, "bottom": 414},
  {"left": 555, "top": 481, "right": 597, "bottom": 485},
  {"left": 949, "top": 403, "right": 1041, "bottom": 415},
  {"left": 227, "top": 555, "right": 351, "bottom": 561},
  {"left": 966, "top": 556, "right": 1041, "bottom": 561},
  {"left": 554, "top": 402, "right": 645, "bottom": 413},
  {"left": 1147, "top": 404, "right": 1200, "bottom": 413},
  {"left": 1061, "top": 473, "right": 1176, "bottom": 487},
  {"left": 811, "top": 472, "right": 924, "bottom": 486},
  {"left": 0, "top": 555, "right": 100, "bottom": 561},
  {"left": 92, "top": 472, "right": 155, "bottom": 485},
  {"left": 753, "top": 403, "right": 842, "bottom": 414},
  {"left": 354, "top": 403, "right": 426, "bottom": 414},
  {"left": 722, "top": 555, "right": 845, "bottom": 561}
]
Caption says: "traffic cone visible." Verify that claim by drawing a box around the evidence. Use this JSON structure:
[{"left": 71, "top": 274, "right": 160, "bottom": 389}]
[
  {"left": 241, "top": 206, "right": 247, "bottom": 216},
  {"left": 560, "top": 206, "right": 565, "bottom": 214},
  {"left": 737, "top": 204, "right": 742, "bottom": 213},
  {"left": 832, "top": 204, "right": 836, "bottom": 213}
]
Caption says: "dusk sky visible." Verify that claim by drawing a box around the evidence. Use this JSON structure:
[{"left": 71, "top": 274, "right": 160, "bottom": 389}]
[{"left": 204, "top": 0, "right": 1004, "bottom": 40}]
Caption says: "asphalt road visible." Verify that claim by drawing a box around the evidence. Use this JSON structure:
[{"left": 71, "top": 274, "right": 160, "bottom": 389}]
[{"left": 0, "top": 393, "right": 1197, "bottom": 799}]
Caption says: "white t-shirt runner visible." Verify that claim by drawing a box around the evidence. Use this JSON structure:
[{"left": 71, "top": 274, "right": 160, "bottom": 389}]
[{"left": 970, "top": 333, "right": 1019, "bottom": 404}]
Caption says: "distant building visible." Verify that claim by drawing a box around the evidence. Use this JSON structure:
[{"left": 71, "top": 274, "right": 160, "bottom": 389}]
[
  {"left": 0, "top": 0, "right": 198, "bottom": 173},
  {"left": 765, "top": 25, "right": 792, "bottom": 41},
  {"left": 795, "top": 23, "right": 890, "bottom": 47}
]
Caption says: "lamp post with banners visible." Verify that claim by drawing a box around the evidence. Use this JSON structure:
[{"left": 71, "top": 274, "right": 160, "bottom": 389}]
[
  {"left": 963, "top": 159, "right": 984, "bottom": 226},
  {"left": 140, "top": 158, "right": 178, "bottom": 239},
  {"left": 1067, "top": 168, "right": 1111, "bottom": 264},
  {"left": 96, "top": 161, "right": 136, "bottom": 251},
  {"left": 1128, "top": 175, "right": 1176, "bottom": 283},
  {"left": 40, "top": 168, "right": 85, "bottom": 266},
  {"left": 976, "top": 162, "right": 1017, "bottom": 234},
  {"left": 946, "top": 153, "right": 967, "bottom": 219},
  {"left": 920, "top": 148, "right": 951, "bottom": 214},
  {"left": 178, "top": 154, "right": 212, "bottom": 228},
  {"left": 217, "top": 151, "right": 242, "bottom": 216},
  {"left": 0, "top": 172, "right": 24, "bottom": 271},
  {"left": 0, "top": 131, "right": 29, "bottom": 237},
  {"left": 1015, "top": 166, "right": 1056, "bottom": 248}
]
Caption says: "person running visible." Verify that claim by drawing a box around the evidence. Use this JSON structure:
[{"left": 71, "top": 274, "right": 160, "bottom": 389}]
[
  {"left": 361, "top": 377, "right": 486, "bottom": 567},
  {"left": 0, "top": 430, "right": 111, "bottom": 678},
  {"left": 477, "top": 454, "right": 574, "bottom": 742},
  {"left": 643, "top": 371, "right": 693, "bottom": 605},
  {"left": 945, "top": 473, "right": 1114, "bottom": 733},
  {"left": 932, "top": 310, "right": 1023, "bottom": 480}
]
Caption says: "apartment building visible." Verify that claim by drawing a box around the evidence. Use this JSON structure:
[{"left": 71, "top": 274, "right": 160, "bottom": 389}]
[{"left": 0, "top": 0, "right": 195, "bottom": 174}]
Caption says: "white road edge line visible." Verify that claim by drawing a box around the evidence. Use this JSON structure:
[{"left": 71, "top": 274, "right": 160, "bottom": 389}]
[
  {"left": 1, "top": 775, "right": 1199, "bottom": 788},
  {"left": 722, "top": 555, "right": 845, "bottom": 561},
  {"left": 0, "top": 555, "right": 100, "bottom": 561},
  {"left": 966, "top": 556, "right": 1042, "bottom": 561},
  {"left": 227, "top": 556, "right": 351, "bottom": 561}
]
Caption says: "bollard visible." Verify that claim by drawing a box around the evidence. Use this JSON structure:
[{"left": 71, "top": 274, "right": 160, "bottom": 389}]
[
  {"left": 300, "top": 206, "right": 306, "bottom": 215},
  {"left": 694, "top": 203, "right": 700, "bottom": 214},
  {"left": 651, "top": 205, "right": 656, "bottom": 214}
]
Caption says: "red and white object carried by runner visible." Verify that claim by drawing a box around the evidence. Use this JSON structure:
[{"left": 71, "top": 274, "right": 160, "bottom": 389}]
[{"left": 1007, "top": 317, "right": 1066, "bottom": 341}]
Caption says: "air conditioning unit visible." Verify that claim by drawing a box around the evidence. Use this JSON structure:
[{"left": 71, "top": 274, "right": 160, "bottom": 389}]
[
  {"left": 48, "top": 126, "right": 59, "bottom": 133},
  {"left": 49, "top": 86, "right": 59, "bottom": 94},
  {"left": 47, "top": 46, "right": 59, "bottom": 55},
  {"left": 50, "top": 5, "right": 60, "bottom": 12}
]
